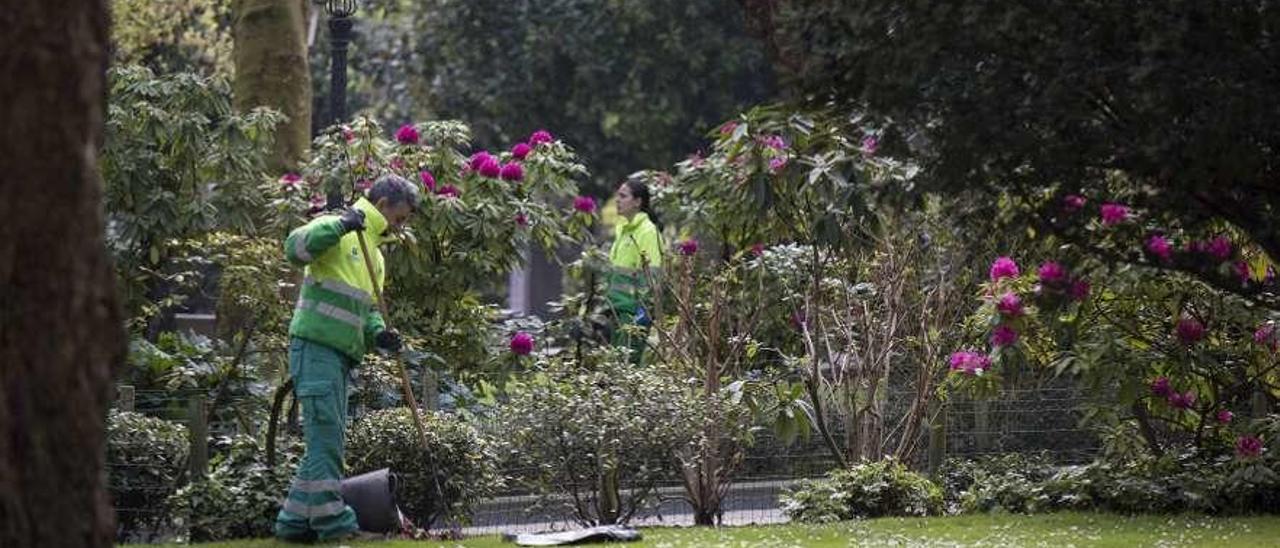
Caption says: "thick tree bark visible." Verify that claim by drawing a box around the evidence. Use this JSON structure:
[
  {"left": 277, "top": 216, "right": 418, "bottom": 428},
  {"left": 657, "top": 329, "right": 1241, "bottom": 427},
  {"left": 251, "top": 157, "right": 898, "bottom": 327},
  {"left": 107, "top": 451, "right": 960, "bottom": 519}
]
[
  {"left": 0, "top": 1, "right": 126, "bottom": 546},
  {"left": 233, "top": 0, "right": 311, "bottom": 172}
]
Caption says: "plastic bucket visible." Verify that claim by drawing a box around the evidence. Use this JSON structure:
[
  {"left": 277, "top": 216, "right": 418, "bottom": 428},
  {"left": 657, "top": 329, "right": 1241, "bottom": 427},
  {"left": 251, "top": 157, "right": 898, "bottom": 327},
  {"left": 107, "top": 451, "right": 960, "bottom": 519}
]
[{"left": 340, "top": 468, "right": 399, "bottom": 533}]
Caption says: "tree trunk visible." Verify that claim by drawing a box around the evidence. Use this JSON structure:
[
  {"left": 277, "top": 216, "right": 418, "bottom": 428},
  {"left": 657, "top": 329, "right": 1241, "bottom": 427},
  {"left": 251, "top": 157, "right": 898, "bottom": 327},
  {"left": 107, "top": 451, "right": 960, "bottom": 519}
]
[
  {"left": 0, "top": 1, "right": 125, "bottom": 546},
  {"left": 232, "top": 0, "right": 311, "bottom": 172}
]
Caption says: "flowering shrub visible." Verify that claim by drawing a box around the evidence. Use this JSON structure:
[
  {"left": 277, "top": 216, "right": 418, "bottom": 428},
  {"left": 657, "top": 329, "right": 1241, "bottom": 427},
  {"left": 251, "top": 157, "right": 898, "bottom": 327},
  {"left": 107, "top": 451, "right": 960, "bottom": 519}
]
[
  {"left": 267, "top": 118, "right": 592, "bottom": 374},
  {"left": 947, "top": 231, "right": 1278, "bottom": 456}
]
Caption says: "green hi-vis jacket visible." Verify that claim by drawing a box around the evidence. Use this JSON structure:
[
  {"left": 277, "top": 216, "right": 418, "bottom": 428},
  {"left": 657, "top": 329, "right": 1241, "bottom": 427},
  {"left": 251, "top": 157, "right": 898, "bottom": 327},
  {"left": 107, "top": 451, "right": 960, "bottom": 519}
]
[
  {"left": 284, "top": 197, "right": 389, "bottom": 362},
  {"left": 607, "top": 212, "right": 663, "bottom": 313}
]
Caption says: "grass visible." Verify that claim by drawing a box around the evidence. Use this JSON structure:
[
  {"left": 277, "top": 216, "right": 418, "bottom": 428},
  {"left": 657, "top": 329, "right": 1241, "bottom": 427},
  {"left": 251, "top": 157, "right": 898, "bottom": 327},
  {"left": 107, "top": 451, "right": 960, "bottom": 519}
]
[{"left": 137, "top": 512, "right": 1280, "bottom": 547}]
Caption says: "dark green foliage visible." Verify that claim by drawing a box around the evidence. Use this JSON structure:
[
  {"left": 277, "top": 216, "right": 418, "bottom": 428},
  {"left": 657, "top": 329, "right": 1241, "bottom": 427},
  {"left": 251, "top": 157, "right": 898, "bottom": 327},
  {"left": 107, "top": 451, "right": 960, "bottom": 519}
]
[
  {"left": 780, "top": 459, "right": 943, "bottom": 522},
  {"left": 346, "top": 0, "right": 775, "bottom": 192},
  {"left": 346, "top": 409, "right": 502, "bottom": 530},
  {"left": 763, "top": 1, "right": 1280, "bottom": 304},
  {"left": 106, "top": 411, "right": 189, "bottom": 540},
  {"left": 167, "top": 436, "right": 300, "bottom": 542},
  {"left": 945, "top": 449, "right": 1280, "bottom": 515},
  {"left": 102, "top": 65, "right": 281, "bottom": 324}
]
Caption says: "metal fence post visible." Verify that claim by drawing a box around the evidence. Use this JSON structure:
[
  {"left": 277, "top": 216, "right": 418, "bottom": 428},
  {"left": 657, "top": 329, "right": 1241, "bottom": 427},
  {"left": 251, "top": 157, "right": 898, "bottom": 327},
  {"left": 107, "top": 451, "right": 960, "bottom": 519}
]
[
  {"left": 117, "top": 384, "right": 135, "bottom": 412},
  {"left": 974, "top": 399, "right": 992, "bottom": 453},
  {"left": 188, "top": 394, "right": 208, "bottom": 482},
  {"left": 927, "top": 400, "right": 947, "bottom": 476},
  {"left": 422, "top": 368, "right": 439, "bottom": 412}
]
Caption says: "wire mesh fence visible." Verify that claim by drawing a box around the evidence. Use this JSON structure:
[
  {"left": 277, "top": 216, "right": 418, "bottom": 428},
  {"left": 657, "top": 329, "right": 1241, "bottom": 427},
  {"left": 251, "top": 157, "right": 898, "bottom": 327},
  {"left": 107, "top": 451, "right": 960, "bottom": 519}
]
[{"left": 107, "top": 381, "right": 1104, "bottom": 540}]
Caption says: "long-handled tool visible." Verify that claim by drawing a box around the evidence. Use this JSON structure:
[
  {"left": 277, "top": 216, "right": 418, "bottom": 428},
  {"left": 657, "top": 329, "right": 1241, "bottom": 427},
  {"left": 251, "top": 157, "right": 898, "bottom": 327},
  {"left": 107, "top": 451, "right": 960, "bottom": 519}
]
[{"left": 354, "top": 230, "right": 431, "bottom": 451}]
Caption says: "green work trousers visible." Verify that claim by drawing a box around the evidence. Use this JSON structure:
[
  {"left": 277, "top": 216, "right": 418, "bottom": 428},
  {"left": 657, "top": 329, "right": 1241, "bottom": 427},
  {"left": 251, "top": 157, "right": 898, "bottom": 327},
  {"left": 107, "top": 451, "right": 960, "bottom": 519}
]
[{"left": 274, "top": 337, "right": 360, "bottom": 541}]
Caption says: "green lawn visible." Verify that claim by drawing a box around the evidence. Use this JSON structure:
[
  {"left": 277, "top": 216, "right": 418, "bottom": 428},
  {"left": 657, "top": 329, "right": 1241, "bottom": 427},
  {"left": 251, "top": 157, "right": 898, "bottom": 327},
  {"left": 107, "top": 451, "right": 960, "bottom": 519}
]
[{"left": 138, "top": 512, "right": 1280, "bottom": 547}]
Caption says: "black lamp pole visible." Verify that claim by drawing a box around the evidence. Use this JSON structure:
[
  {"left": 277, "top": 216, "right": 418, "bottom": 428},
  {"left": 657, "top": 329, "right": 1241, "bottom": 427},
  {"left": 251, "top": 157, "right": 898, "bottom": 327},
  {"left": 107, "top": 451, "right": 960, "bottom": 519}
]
[{"left": 325, "top": 0, "right": 357, "bottom": 126}]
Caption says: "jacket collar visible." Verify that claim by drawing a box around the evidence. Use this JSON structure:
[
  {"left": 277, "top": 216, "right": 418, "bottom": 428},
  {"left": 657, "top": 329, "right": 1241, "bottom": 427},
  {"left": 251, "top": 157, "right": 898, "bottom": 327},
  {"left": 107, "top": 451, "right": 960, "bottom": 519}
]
[
  {"left": 616, "top": 212, "right": 651, "bottom": 234},
  {"left": 353, "top": 197, "right": 389, "bottom": 239}
]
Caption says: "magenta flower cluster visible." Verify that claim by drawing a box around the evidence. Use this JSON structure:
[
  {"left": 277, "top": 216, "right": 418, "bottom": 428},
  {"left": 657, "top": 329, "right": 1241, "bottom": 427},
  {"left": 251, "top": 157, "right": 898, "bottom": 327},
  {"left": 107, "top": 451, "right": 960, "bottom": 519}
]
[
  {"left": 677, "top": 239, "right": 699, "bottom": 256},
  {"left": 1236, "top": 435, "right": 1264, "bottom": 459},
  {"left": 573, "top": 195, "right": 597, "bottom": 214},
  {"left": 949, "top": 351, "right": 991, "bottom": 376},
  {"left": 510, "top": 332, "right": 534, "bottom": 355},
  {"left": 395, "top": 124, "right": 420, "bottom": 145}
]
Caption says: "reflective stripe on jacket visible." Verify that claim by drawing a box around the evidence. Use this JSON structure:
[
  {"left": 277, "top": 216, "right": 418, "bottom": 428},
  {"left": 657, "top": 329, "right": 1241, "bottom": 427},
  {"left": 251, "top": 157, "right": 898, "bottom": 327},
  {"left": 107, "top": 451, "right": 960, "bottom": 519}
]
[{"left": 284, "top": 197, "right": 388, "bottom": 362}]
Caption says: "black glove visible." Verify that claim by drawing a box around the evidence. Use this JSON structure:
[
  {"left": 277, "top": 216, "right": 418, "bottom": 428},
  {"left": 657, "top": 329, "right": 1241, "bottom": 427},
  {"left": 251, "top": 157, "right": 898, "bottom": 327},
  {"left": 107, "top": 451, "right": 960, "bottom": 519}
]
[
  {"left": 375, "top": 329, "right": 403, "bottom": 352},
  {"left": 338, "top": 207, "right": 366, "bottom": 233}
]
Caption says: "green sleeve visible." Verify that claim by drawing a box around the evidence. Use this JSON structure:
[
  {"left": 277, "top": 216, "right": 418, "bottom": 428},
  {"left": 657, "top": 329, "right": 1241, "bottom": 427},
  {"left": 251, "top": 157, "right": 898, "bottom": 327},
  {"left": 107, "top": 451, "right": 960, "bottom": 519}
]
[
  {"left": 364, "top": 310, "right": 386, "bottom": 351},
  {"left": 284, "top": 216, "right": 346, "bottom": 267}
]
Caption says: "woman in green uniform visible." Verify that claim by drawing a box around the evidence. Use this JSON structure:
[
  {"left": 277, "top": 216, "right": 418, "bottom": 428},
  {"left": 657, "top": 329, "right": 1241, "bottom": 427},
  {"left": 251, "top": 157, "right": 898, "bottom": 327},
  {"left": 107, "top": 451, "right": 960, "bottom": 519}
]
[{"left": 606, "top": 176, "right": 663, "bottom": 364}]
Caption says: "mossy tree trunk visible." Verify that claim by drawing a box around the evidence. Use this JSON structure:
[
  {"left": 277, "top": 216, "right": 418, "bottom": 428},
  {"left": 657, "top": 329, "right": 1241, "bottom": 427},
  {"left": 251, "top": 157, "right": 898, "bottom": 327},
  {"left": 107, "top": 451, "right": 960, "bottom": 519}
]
[
  {"left": 0, "top": 0, "right": 127, "bottom": 545},
  {"left": 232, "top": 0, "right": 311, "bottom": 172}
]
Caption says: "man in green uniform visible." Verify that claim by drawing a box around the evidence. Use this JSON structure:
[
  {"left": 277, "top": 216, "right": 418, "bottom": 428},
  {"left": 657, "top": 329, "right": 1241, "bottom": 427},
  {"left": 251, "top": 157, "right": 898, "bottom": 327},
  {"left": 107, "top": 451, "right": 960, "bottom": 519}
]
[{"left": 274, "top": 175, "right": 418, "bottom": 542}]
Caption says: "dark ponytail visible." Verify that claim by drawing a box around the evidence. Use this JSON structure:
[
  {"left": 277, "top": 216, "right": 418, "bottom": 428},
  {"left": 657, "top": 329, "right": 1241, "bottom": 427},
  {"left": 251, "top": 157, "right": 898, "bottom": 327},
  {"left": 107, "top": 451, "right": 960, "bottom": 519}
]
[{"left": 623, "top": 178, "right": 663, "bottom": 232}]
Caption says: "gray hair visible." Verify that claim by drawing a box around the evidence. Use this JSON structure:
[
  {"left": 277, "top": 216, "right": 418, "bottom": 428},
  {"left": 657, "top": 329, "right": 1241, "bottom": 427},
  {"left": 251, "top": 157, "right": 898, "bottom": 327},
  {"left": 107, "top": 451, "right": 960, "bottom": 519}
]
[{"left": 368, "top": 174, "right": 420, "bottom": 210}]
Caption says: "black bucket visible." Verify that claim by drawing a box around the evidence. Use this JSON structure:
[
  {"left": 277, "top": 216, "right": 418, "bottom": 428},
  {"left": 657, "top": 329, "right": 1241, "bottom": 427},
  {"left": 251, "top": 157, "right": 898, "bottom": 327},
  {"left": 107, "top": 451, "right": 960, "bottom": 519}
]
[{"left": 340, "top": 468, "right": 399, "bottom": 533}]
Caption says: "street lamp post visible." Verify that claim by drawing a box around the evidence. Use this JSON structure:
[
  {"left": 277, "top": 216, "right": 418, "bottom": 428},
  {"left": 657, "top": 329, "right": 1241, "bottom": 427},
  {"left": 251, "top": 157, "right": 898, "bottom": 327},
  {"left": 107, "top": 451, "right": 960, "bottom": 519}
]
[{"left": 324, "top": 0, "right": 357, "bottom": 126}]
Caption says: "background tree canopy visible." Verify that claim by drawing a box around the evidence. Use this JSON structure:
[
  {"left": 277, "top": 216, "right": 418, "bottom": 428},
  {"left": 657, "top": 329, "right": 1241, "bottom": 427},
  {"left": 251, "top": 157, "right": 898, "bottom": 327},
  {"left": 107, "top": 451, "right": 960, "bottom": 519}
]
[
  {"left": 339, "top": 0, "right": 776, "bottom": 194},
  {"left": 752, "top": 0, "right": 1280, "bottom": 306}
]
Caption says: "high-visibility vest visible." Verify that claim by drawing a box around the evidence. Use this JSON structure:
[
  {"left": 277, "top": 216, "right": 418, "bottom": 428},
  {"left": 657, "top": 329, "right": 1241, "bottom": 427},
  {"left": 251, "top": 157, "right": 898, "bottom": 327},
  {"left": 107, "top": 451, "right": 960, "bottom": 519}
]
[{"left": 283, "top": 197, "right": 389, "bottom": 362}]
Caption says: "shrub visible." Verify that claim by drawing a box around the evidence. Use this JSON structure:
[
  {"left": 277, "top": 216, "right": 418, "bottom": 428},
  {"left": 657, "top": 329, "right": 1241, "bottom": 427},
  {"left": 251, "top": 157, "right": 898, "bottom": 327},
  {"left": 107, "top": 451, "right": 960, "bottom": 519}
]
[
  {"left": 168, "top": 436, "right": 300, "bottom": 542},
  {"left": 489, "top": 353, "right": 711, "bottom": 526},
  {"left": 780, "top": 459, "right": 943, "bottom": 522},
  {"left": 347, "top": 408, "right": 502, "bottom": 530},
  {"left": 106, "top": 410, "right": 189, "bottom": 541},
  {"left": 945, "top": 447, "right": 1280, "bottom": 515}
]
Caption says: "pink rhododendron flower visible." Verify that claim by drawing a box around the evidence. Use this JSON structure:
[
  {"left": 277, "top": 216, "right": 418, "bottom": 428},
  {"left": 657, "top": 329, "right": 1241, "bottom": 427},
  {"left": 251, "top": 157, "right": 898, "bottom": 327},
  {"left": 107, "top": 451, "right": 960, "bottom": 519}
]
[
  {"left": 436, "top": 184, "right": 460, "bottom": 198},
  {"left": 280, "top": 172, "right": 302, "bottom": 186},
  {"left": 1175, "top": 316, "right": 1205, "bottom": 344},
  {"left": 479, "top": 157, "right": 502, "bottom": 178},
  {"left": 1236, "top": 435, "right": 1264, "bottom": 459},
  {"left": 1062, "top": 194, "right": 1086, "bottom": 212},
  {"left": 510, "top": 332, "right": 534, "bottom": 355},
  {"left": 1207, "top": 235, "right": 1233, "bottom": 261},
  {"left": 989, "top": 256, "right": 1020, "bottom": 281},
  {"left": 573, "top": 195, "right": 597, "bottom": 214},
  {"left": 1150, "top": 376, "right": 1172, "bottom": 398},
  {"left": 500, "top": 162, "right": 524, "bottom": 182},
  {"left": 469, "top": 151, "right": 494, "bottom": 171},
  {"left": 341, "top": 125, "right": 355, "bottom": 143},
  {"left": 419, "top": 170, "right": 436, "bottom": 192},
  {"left": 529, "top": 129, "right": 554, "bottom": 145},
  {"left": 1168, "top": 390, "right": 1196, "bottom": 410},
  {"left": 769, "top": 156, "right": 788, "bottom": 174},
  {"left": 394, "top": 124, "right": 419, "bottom": 145},
  {"left": 719, "top": 121, "right": 738, "bottom": 135},
  {"left": 355, "top": 178, "right": 372, "bottom": 191},
  {"left": 1069, "top": 279, "right": 1091, "bottom": 301},
  {"left": 751, "top": 243, "right": 766, "bottom": 257},
  {"left": 1100, "top": 203, "right": 1130, "bottom": 225},
  {"left": 309, "top": 194, "right": 326, "bottom": 209},
  {"left": 1146, "top": 234, "right": 1173, "bottom": 263},
  {"left": 677, "top": 239, "right": 699, "bottom": 256},
  {"left": 389, "top": 157, "right": 405, "bottom": 171},
  {"left": 515, "top": 213, "right": 529, "bottom": 227},
  {"left": 1217, "top": 409, "right": 1234, "bottom": 424},
  {"left": 761, "top": 135, "right": 786, "bottom": 150},
  {"left": 948, "top": 351, "right": 991, "bottom": 376},
  {"left": 1038, "top": 261, "right": 1067, "bottom": 285},
  {"left": 1255, "top": 323, "right": 1276, "bottom": 347},
  {"left": 991, "top": 325, "right": 1019, "bottom": 347},
  {"left": 860, "top": 136, "right": 879, "bottom": 155},
  {"left": 996, "top": 292, "right": 1024, "bottom": 318},
  {"left": 511, "top": 142, "right": 532, "bottom": 160}
]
